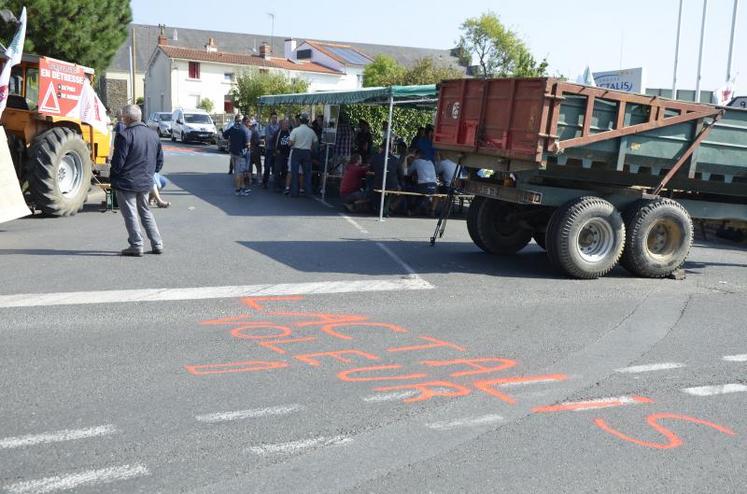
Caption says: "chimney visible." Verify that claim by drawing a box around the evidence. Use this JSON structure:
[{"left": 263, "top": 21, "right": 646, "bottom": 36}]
[
  {"left": 172, "top": 28, "right": 178, "bottom": 41},
  {"left": 284, "top": 38, "right": 297, "bottom": 60},
  {"left": 259, "top": 42, "right": 271, "bottom": 59},
  {"left": 157, "top": 24, "right": 168, "bottom": 46},
  {"left": 205, "top": 37, "right": 217, "bottom": 53}
]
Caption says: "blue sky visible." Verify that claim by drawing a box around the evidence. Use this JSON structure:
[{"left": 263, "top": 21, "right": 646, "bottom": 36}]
[{"left": 132, "top": 0, "right": 746, "bottom": 95}]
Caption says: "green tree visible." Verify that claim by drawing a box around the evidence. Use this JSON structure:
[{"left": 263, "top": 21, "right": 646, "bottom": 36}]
[
  {"left": 0, "top": 0, "right": 132, "bottom": 74},
  {"left": 401, "top": 57, "right": 463, "bottom": 85},
  {"left": 362, "top": 55, "right": 405, "bottom": 87},
  {"left": 458, "top": 12, "right": 547, "bottom": 78},
  {"left": 197, "top": 98, "right": 214, "bottom": 113},
  {"left": 355, "top": 56, "right": 462, "bottom": 145},
  {"left": 230, "top": 70, "right": 308, "bottom": 119}
]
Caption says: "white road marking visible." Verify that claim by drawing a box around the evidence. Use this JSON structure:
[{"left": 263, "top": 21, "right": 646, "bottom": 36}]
[
  {"left": 0, "top": 425, "right": 117, "bottom": 449},
  {"left": 340, "top": 214, "right": 369, "bottom": 234},
  {"left": 0, "top": 278, "right": 434, "bottom": 308},
  {"left": 495, "top": 377, "right": 569, "bottom": 387},
  {"left": 246, "top": 435, "right": 351, "bottom": 456},
  {"left": 723, "top": 354, "right": 747, "bottom": 362},
  {"left": 4, "top": 465, "right": 150, "bottom": 494},
  {"left": 196, "top": 404, "right": 303, "bottom": 423},
  {"left": 362, "top": 390, "right": 419, "bottom": 403},
  {"left": 614, "top": 362, "right": 685, "bottom": 373},
  {"left": 681, "top": 384, "right": 747, "bottom": 396},
  {"left": 375, "top": 242, "right": 418, "bottom": 277},
  {"left": 426, "top": 414, "right": 504, "bottom": 431}
]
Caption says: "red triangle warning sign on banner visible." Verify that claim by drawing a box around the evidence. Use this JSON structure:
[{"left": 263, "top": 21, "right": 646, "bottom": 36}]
[{"left": 39, "top": 82, "right": 60, "bottom": 114}]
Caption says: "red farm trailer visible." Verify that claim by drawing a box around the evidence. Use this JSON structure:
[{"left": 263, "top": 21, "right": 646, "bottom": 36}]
[{"left": 434, "top": 78, "right": 747, "bottom": 279}]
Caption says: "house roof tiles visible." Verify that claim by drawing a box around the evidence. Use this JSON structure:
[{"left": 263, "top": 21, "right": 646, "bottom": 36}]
[{"left": 158, "top": 45, "right": 341, "bottom": 74}]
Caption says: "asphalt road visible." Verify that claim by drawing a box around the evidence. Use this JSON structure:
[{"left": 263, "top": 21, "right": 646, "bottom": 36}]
[{"left": 0, "top": 141, "right": 745, "bottom": 493}]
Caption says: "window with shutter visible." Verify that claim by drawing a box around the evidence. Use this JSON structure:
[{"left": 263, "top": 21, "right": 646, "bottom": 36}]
[{"left": 188, "top": 61, "right": 200, "bottom": 79}]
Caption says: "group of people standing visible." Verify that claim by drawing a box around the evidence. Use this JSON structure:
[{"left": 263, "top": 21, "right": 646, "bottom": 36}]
[{"left": 223, "top": 111, "right": 318, "bottom": 197}]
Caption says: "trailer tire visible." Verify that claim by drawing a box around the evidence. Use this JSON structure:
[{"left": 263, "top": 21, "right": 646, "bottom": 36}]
[
  {"left": 621, "top": 198, "right": 693, "bottom": 278},
  {"left": 546, "top": 196, "right": 625, "bottom": 279},
  {"left": 474, "top": 198, "right": 532, "bottom": 255},
  {"left": 26, "top": 128, "right": 92, "bottom": 217},
  {"left": 466, "top": 196, "right": 488, "bottom": 252}
]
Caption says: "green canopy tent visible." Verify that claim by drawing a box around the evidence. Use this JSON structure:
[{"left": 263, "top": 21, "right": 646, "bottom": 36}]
[{"left": 258, "top": 85, "right": 438, "bottom": 220}]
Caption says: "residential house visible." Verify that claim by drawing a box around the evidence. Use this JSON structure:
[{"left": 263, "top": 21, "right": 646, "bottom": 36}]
[
  {"left": 100, "top": 23, "right": 464, "bottom": 113},
  {"left": 144, "top": 34, "right": 347, "bottom": 115}
]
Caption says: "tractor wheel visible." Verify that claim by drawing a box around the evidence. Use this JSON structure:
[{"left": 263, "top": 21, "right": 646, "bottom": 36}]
[
  {"left": 473, "top": 198, "right": 532, "bottom": 255},
  {"left": 27, "top": 128, "right": 92, "bottom": 217},
  {"left": 546, "top": 196, "right": 625, "bottom": 279},
  {"left": 621, "top": 198, "right": 693, "bottom": 278}
]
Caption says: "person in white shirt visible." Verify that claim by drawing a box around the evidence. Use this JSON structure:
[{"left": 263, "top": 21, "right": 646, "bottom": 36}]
[
  {"left": 288, "top": 113, "right": 318, "bottom": 197},
  {"left": 406, "top": 148, "right": 438, "bottom": 214},
  {"left": 436, "top": 154, "right": 459, "bottom": 189}
]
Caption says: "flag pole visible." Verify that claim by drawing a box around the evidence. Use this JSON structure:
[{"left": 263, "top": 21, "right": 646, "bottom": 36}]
[
  {"left": 695, "top": 0, "right": 708, "bottom": 103},
  {"left": 726, "top": 0, "right": 740, "bottom": 82},
  {"left": 672, "top": 0, "right": 684, "bottom": 99}
]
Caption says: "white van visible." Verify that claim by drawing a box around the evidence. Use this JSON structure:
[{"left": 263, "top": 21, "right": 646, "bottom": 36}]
[{"left": 171, "top": 108, "right": 217, "bottom": 144}]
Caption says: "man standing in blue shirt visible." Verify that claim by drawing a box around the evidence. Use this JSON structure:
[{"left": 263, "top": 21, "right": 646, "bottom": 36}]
[
  {"left": 222, "top": 114, "right": 251, "bottom": 196},
  {"left": 415, "top": 124, "right": 435, "bottom": 162},
  {"left": 262, "top": 112, "right": 279, "bottom": 189}
]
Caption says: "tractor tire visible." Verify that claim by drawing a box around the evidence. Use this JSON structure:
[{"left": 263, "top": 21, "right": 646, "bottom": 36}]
[
  {"left": 466, "top": 196, "right": 487, "bottom": 252},
  {"left": 546, "top": 196, "right": 625, "bottom": 279},
  {"left": 473, "top": 198, "right": 532, "bottom": 255},
  {"left": 27, "top": 128, "right": 92, "bottom": 217},
  {"left": 621, "top": 198, "right": 693, "bottom": 278}
]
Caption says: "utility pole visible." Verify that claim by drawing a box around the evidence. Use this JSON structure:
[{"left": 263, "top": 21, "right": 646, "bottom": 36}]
[
  {"left": 695, "top": 0, "right": 708, "bottom": 102},
  {"left": 672, "top": 0, "right": 684, "bottom": 99},
  {"left": 130, "top": 27, "right": 137, "bottom": 105},
  {"left": 726, "top": 0, "right": 740, "bottom": 82},
  {"left": 267, "top": 12, "right": 275, "bottom": 56}
]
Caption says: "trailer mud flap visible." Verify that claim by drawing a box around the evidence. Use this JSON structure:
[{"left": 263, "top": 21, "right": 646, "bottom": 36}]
[
  {"left": 464, "top": 180, "right": 543, "bottom": 205},
  {"left": 0, "top": 127, "right": 32, "bottom": 223}
]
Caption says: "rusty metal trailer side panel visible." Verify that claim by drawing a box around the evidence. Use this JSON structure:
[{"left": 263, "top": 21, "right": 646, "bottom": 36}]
[{"left": 434, "top": 78, "right": 747, "bottom": 203}]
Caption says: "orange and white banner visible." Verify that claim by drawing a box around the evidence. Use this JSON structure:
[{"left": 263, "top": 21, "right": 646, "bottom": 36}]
[{"left": 38, "top": 57, "right": 110, "bottom": 133}]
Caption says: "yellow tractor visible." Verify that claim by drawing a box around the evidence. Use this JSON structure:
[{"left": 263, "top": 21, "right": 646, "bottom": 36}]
[{"left": 1, "top": 53, "right": 111, "bottom": 216}]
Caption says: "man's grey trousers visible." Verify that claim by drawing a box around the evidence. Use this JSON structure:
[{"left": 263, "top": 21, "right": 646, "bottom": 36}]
[{"left": 116, "top": 189, "right": 163, "bottom": 250}]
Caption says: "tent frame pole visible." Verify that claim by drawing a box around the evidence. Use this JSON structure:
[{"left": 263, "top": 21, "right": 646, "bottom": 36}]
[{"left": 378, "top": 94, "right": 395, "bottom": 222}]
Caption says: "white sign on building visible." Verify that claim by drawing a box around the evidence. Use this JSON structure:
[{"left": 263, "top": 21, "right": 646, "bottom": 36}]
[{"left": 593, "top": 67, "right": 646, "bottom": 94}]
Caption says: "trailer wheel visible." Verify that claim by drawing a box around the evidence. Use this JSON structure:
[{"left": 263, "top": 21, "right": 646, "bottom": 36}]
[
  {"left": 546, "top": 196, "right": 625, "bottom": 279},
  {"left": 466, "top": 196, "right": 488, "bottom": 252},
  {"left": 27, "top": 128, "right": 92, "bottom": 217},
  {"left": 621, "top": 198, "right": 693, "bottom": 278},
  {"left": 474, "top": 198, "right": 532, "bottom": 255}
]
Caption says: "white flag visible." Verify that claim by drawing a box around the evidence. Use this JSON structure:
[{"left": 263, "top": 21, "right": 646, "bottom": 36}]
[
  {"left": 714, "top": 79, "right": 736, "bottom": 106},
  {"left": 75, "top": 78, "right": 110, "bottom": 134},
  {"left": 576, "top": 66, "right": 596, "bottom": 86},
  {"left": 0, "top": 7, "right": 27, "bottom": 118}
]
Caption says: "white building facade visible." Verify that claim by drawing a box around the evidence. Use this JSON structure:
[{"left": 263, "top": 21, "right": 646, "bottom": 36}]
[{"left": 144, "top": 35, "right": 368, "bottom": 116}]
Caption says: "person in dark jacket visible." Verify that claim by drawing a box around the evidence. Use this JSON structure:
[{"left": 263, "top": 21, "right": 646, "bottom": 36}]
[
  {"left": 222, "top": 115, "right": 251, "bottom": 195},
  {"left": 110, "top": 104, "right": 164, "bottom": 256}
]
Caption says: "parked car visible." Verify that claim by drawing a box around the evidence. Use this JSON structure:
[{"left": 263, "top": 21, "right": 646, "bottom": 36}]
[
  {"left": 146, "top": 112, "right": 173, "bottom": 137},
  {"left": 171, "top": 108, "right": 217, "bottom": 144},
  {"left": 215, "top": 121, "right": 235, "bottom": 153},
  {"left": 215, "top": 120, "right": 267, "bottom": 153}
]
